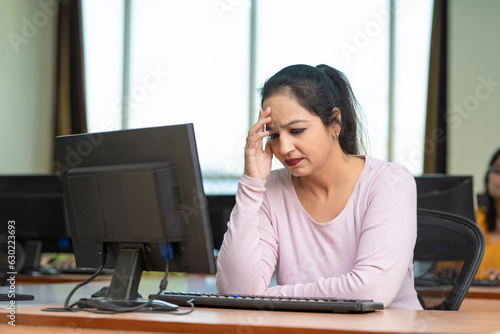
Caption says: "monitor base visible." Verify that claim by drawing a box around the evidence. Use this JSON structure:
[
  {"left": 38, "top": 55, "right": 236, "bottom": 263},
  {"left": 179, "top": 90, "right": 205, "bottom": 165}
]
[
  {"left": 0, "top": 293, "right": 35, "bottom": 302},
  {"left": 74, "top": 297, "right": 179, "bottom": 312}
]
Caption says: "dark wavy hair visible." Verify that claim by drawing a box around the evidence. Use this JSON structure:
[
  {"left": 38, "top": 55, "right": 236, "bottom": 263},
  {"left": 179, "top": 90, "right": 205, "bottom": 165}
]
[
  {"left": 260, "top": 64, "right": 363, "bottom": 155},
  {"left": 485, "top": 147, "right": 500, "bottom": 232}
]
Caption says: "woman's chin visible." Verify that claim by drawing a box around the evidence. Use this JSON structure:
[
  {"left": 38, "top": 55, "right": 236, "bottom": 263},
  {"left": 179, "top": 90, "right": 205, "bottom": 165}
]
[{"left": 288, "top": 168, "right": 306, "bottom": 178}]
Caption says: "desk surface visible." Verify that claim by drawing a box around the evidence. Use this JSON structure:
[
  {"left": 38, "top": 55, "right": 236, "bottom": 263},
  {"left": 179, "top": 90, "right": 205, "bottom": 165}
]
[
  {"left": 2, "top": 303, "right": 500, "bottom": 334},
  {"left": 1, "top": 273, "right": 500, "bottom": 334},
  {"left": 460, "top": 298, "right": 500, "bottom": 312},
  {"left": 8, "top": 272, "right": 500, "bottom": 304},
  {"left": 0, "top": 273, "right": 217, "bottom": 307},
  {"left": 17, "top": 273, "right": 113, "bottom": 285},
  {"left": 467, "top": 285, "right": 500, "bottom": 299}
]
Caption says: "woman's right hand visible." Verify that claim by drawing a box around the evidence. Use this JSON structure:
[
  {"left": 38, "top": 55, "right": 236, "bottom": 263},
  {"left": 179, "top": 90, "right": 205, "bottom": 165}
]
[{"left": 244, "top": 107, "right": 273, "bottom": 180}]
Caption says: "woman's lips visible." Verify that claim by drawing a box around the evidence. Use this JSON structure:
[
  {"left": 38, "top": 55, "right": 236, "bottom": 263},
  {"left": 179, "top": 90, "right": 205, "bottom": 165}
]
[{"left": 285, "top": 158, "right": 303, "bottom": 167}]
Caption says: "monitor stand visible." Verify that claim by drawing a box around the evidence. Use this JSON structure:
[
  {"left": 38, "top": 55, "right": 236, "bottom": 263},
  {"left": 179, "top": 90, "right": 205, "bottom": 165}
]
[
  {"left": 19, "top": 240, "right": 42, "bottom": 275},
  {"left": 1, "top": 267, "right": 35, "bottom": 302},
  {"left": 75, "top": 248, "right": 178, "bottom": 312}
]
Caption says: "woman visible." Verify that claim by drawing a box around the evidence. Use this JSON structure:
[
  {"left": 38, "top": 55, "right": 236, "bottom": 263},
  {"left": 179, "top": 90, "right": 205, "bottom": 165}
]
[
  {"left": 216, "top": 64, "right": 422, "bottom": 309},
  {"left": 476, "top": 148, "right": 500, "bottom": 280}
]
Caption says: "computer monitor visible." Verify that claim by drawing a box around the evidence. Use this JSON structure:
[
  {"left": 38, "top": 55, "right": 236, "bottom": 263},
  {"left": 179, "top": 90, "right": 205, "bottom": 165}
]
[
  {"left": 414, "top": 175, "right": 475, "bottom": 222},
  {"left": 206, "top": 195, "right": 235, "bottom": 249},
  {"left": 55, "top": 123, "right": 216, "bottom": 310},
  {"left": 0, "top": 174, "right": 72, "bottom": 274}
]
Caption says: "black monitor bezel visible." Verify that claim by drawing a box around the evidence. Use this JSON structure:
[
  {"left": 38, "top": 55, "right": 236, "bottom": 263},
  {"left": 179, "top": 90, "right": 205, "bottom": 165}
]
[{"left": 414, "top": 174, "right": 475, "bottom": 222}]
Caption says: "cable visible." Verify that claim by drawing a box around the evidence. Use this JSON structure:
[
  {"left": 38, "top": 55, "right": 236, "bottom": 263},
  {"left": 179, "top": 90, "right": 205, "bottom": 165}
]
[
  {"left": 167, "top": 298, "right": 195, "bottom": 315},
  {"left": 98, "top": 256, "right": 172, "bottom": 313},
  {"left": 63, "top": 265, "right": 103, "bottom": 309},
  {"left": 72, "top": 246, "right": 172, "bottom": 313},
  {"left": 149, "top": 261, "right": 170, "bottom": 300},
  {"left": 72, "top": 298, "right": 195, "bottom": 316},
  {"left": 43, "top": 242, "right": 192, "bottom": 315},
  {"left": 42, "top": 243, "right": 108, "bottom": 312},
  {"left": 148, "top": 262, "right": 196, "bottom": 315}
]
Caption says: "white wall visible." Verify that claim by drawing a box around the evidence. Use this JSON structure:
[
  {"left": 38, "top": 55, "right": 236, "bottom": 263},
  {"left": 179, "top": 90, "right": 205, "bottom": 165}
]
[
  {"left": 0, "top": 0, "right": 57, "bottom": 174},
  {"left": 448, "top": 0, "right": 500, "bottom": 194}
]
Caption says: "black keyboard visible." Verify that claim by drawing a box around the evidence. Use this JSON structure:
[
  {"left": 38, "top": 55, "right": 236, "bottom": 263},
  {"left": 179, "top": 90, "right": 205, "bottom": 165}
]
[{"left": 150, "top": 292, "right": 384, "bottom": 313}]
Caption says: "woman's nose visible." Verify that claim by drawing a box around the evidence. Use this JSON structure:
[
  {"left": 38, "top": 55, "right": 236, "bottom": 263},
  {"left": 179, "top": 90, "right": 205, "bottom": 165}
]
[{"left": 278, "top": 136, "right": 295, "bottom": 155}]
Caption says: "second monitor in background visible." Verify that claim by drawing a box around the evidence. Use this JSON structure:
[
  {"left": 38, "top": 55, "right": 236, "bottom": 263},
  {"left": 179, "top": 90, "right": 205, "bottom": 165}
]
[
  {"left": 206, "top": 195, "right": 235, "bottom": 250},
  {"left": 414, "top": 175, "right": 475, "bottom": 222},
  {"left": 0, "top": 174, "right": 72, "bottom": 274}
]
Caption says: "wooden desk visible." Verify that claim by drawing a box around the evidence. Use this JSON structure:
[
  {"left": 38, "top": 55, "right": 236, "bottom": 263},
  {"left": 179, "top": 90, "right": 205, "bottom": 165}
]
[
  {"left": 17, "top": 273, "right": 113, "bottom": 285},
  {"left": 0, "top": 273, "right": 216, "bottom": 307},
  {"left": 2, "top": 303, "right": 500, "bottom": 334},
  {"left": 12, "top": 271, "right": 500, "bottom": 300},
  {"left": 467, "top": 285, "right": 500, "bottom": 299},
  {"left": 1, "top": 274, "right": 500, "bottom": 333},
  {"left": 460, "top": 298, "right": 500, "bottom": 312}
]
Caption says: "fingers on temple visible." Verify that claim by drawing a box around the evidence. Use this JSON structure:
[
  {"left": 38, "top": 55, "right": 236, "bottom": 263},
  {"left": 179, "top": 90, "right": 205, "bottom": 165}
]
[
  {"left": 247, "top": 131, "right": 269, "bottom": 146},
  {"left": 260, "top": 107, "right": 271, "bottom": 117},
  {"left": 248, "top": 112, "right": 270, "bottom": 135}
]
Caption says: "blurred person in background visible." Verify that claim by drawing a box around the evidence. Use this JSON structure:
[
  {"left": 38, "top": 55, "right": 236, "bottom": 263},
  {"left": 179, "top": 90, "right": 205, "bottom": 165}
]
[{"left": 476, "top": 147, "right": 500, "bottom": 280}]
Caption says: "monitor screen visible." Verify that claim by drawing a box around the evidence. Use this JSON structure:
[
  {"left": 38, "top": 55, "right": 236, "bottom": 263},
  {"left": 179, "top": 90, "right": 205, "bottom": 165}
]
[
  {"left": 55, "top": 123, "right": 216, "bottom": 311},
  {"left": 414, "top": 175, "right": 475, "bottom": 222},
  {"left": 206, "top": 195, "right": 235, "bottom": 249},
  {"left": 0, "top": 174, "right": 72, "bottom": 273}
]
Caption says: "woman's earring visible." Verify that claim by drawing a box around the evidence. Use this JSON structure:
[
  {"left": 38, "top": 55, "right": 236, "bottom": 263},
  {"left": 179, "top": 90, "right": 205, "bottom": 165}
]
[{"left": 335, "top": 131, "right": 339, "bottom": 139}]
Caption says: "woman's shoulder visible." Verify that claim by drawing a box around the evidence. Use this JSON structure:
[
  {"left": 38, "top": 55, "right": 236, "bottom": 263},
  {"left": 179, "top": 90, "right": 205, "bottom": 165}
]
[{"left": 361, "top": 156, "right": 415, "bottom": 185}]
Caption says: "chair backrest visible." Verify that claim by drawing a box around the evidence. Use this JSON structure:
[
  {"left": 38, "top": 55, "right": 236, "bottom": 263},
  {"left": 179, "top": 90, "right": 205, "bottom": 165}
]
[{"left": 413, "top": 208, "right": 485, "bottom": 310}]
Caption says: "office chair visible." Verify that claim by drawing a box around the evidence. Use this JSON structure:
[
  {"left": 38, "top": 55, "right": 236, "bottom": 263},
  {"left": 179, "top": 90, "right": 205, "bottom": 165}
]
[{"left": 413, "top": 208, "right": 485, "bottom": 310}]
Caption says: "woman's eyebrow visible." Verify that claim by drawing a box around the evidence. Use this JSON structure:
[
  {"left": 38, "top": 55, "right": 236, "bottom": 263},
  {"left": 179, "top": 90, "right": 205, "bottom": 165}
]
[{"left": 266, "top": 120, "right": 309, "bottom": 131}]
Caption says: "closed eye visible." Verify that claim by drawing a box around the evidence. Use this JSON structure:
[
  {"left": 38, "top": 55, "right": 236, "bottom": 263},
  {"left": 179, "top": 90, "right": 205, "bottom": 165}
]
[
  {"left": 268, "top": 128, "right": 305, "bottom": 140},
  {"left": 291, "top": 128, "right": 305, "bottom": 134},
  {"left": 268, "top": 133, "right": 279, "bottom": 140}
]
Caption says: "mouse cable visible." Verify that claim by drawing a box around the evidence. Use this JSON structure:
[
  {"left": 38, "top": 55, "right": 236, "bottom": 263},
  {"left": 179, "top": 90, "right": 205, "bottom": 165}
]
[
  {"left": 42, "top": 243, "right": 108, "bottom": 312},
  {"left": 73, "top": 246, "right": 174, "bottom": 313}
]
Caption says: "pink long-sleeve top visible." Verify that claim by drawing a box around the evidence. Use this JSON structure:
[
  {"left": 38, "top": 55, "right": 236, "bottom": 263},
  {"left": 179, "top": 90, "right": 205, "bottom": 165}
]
[{"left": 216, "top": 156, "right": 423, "bottom": 309}]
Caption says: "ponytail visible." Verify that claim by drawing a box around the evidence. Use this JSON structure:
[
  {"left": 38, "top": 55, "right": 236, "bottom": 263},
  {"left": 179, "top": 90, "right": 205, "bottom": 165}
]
[{"left": 316, "top": 64, "right": 361, "bottom": 155}]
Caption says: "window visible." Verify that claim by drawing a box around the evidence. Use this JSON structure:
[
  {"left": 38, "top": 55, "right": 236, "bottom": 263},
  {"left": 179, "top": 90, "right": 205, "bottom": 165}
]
[
  {"left": 128, "top": 0, "right": 250, "bottom": 195},
  {"left": 393, "top": 0, "right": 433, "bottom": 173},
  {"left": 83, "top": 0, "right": 433, "bottom": 194},
  {"left": 82, "top": 0, "right": 124, "bottom": 133}
]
